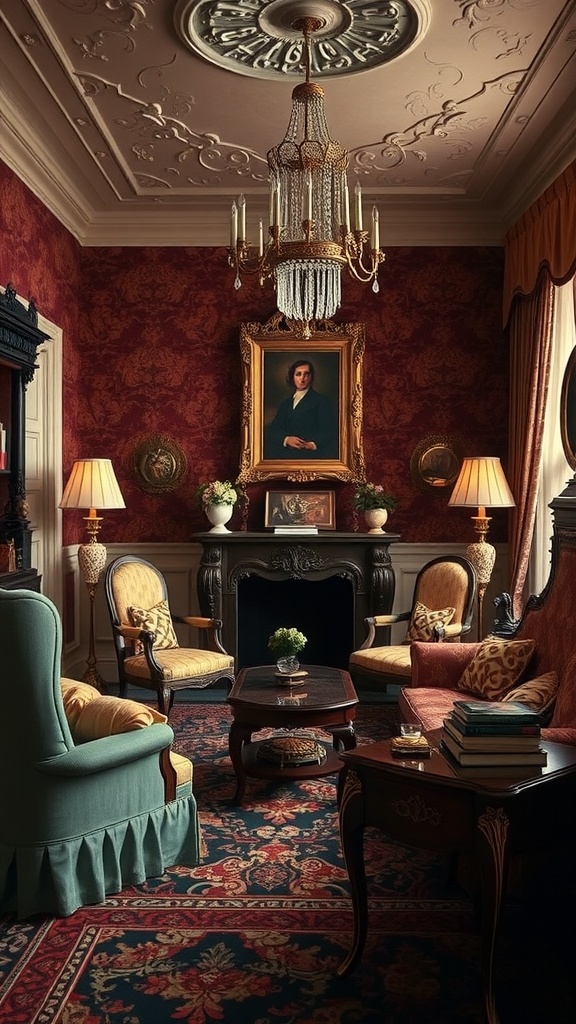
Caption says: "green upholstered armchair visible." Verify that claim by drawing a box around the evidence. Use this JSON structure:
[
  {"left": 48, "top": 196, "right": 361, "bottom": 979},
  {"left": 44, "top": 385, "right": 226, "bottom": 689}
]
[
  {"left": 0, "top": 588, "right": 200, "bottom": 919},
  {"left": 349, "top": 555, "right": 477, "bottom": 694}
]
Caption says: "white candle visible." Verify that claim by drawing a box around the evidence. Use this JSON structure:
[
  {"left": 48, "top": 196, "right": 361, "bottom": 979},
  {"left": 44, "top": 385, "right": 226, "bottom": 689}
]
[
  {"left": 259, "top": 218, "right": 264, "bottom": 256},
  {"left": 305, "top": 169, "right": 313, "bottom": 221},
  {"left": 238, "top": 194, "right": 246, "bottom": 241},
  {"left": 371, "top": 206, "right": 380, "bottom": 250},
  {"left": 230, "top": 201, "right": 238, "bottom": 248},
  {"left": 269, "top": 182, "right": 275, "bottom": 229},
  {"left": 354, "top": 181, "right": 363, "bottom": 230},
  {"left": 274, "top": 182, "right": 281, "bottom": 227},
  {"left": 342, "top": 181, "right": 350, "bottom": 229}
]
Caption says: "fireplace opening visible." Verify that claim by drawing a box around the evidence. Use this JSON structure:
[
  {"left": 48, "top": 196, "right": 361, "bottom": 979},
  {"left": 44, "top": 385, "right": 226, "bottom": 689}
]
[{"left": 237, "top": 574, "right": 354, "bottom": 670}]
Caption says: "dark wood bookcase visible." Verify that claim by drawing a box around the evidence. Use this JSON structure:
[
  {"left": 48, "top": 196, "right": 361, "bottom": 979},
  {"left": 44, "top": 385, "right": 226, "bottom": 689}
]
[{"left": 0, "top": 284, "right": 50, "bottom": 591}]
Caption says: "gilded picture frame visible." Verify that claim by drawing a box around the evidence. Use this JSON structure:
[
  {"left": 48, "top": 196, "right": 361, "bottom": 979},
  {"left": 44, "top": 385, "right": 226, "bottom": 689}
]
[
  {"left": 131, "top": 434, "right": 188, "bottom": 495},
  {"left": 265, "top": 489, "right": 336, "bottom": 529},
  {"left": 237, "top": 313, "right": 366, "bottom": 483}
]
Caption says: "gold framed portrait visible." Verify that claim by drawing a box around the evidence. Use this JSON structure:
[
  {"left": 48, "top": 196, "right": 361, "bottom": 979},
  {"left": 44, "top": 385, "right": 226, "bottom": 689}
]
[
  {"left": 237, "top": 313, "right": 366, "bottom": 484},
  {"left": 131, "top": 434, "right": 188, "bottom": 495}
]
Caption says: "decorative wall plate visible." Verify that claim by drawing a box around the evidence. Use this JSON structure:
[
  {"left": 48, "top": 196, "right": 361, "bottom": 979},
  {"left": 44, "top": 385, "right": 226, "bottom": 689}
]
[
  {"left": 131, "top": 435, "right": 188, "bottom": 495},
  {"left": 410, "top": 435, "right": 463, "bottom": 493}
]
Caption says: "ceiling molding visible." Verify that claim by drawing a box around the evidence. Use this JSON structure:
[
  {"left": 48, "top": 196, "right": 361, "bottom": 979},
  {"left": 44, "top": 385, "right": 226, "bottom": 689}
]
[{"left": 1, "top": 0, "right": 575, "bottom": 250}]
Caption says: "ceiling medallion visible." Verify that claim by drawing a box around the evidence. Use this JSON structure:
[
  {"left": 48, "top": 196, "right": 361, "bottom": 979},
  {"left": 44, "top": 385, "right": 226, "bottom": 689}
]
[{"left": 175, "top": 0, "right": 423, "bottom": 80}]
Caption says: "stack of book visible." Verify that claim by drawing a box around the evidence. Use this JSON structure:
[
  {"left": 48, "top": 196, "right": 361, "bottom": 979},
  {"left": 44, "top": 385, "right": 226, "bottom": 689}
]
[
  {"left": 440, "top": 699, "right": 547, "bottom": 771},
  {"left": 273, "top": 525, "right": 318, "bottom": 534}
]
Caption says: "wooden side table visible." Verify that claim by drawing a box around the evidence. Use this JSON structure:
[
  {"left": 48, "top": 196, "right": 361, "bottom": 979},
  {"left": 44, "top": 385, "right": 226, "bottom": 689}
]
[{"left": 337, "top": 732, "right": 576, "bottom": 1024}]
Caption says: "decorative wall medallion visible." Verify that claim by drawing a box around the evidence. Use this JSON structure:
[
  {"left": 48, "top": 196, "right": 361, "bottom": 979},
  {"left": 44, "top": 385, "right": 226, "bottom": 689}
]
[
  {"left": 410, "top": 435, "right": 463, "bottom": 493},
  {"left": 131, "top": 435, "right": 188, "bottom": 495},
  {"left": 175, "top": 0, "right": 423, "bottom": 80}
]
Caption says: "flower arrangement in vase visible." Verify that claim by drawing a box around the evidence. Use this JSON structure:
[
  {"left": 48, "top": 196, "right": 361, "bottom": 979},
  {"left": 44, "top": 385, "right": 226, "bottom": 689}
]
[
  {"left": 268, "top": 626, "right": 307, "bottom": 675},
  {"left": 352, "top": 482, "right": 397, "bottom": 534},
  {"left": 195, "top": 479, "right": 238, "bottom": 533}
]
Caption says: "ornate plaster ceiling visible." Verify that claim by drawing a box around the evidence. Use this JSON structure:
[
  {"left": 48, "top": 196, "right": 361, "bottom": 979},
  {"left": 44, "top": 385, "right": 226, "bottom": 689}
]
[{"left": 1, "top": 0, "right": 575, "bottom": 246}]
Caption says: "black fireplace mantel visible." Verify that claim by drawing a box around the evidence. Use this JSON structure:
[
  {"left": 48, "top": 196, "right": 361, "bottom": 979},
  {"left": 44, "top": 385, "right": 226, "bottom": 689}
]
[{"left": 194, "top": 531, "right": 401, "bottom": 669}]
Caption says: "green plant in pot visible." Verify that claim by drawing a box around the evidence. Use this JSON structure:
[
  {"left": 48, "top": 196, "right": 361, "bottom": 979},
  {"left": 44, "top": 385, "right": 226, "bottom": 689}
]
[{"left": 268, "top": 626, "right": 307, "bottom": 674}]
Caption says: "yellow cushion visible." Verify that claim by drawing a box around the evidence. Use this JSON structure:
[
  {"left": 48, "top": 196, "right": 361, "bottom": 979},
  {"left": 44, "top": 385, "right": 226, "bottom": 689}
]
[
  {"left": 72, "top": 695, "right": 167, "bottom": 743},
  {"left": 457, "top": 638, "right": 535, "bottom": 700},
  {"left": 503, "top": 671, "right": 558, "bottom": 715},
  {"left": 406, "top": 601, "right": 455, "bottom": 642},
  {"left": 170, "top": 750, "right": 193, "bottom": 788},
  {"left": 124, "top": 647, "right": 233, "bottom": 681},
  {"left": 60, "top": 679, "right": 101, "bottom": 731},
  {"left": 350, "top": 645, "right": 412, "bottom": 679},
  {"left": 128, "top": 598, "right": 178, "bottom": 650}
]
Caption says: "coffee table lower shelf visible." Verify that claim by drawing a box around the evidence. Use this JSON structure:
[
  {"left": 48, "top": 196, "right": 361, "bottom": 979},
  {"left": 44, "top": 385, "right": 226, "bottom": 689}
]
[{"left": 241, "top": 739, "right": 342, "bottom": 784}]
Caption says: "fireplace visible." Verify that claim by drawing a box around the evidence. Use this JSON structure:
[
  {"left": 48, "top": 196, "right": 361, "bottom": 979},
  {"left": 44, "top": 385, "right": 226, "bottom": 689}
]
[
  {"left": 237, "top": 574, "right": 354, "bottom": 669},
  {"left": 195, "top": 531, "right": 400, "bottom": 669}
]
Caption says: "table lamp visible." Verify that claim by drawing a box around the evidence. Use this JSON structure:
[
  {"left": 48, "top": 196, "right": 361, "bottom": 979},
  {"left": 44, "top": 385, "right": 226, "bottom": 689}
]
[
  {"left": 448, "top": 456, "right": 515, "bottom": 638},
  {"left": 60, "top": 458, "right": 125, "bottom": 690}
]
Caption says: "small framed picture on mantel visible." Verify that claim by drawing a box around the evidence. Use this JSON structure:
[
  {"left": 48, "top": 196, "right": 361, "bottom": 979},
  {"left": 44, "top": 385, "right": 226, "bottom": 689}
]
[{"left": 265, "top": 490, "right": 336, "bottom": 530}]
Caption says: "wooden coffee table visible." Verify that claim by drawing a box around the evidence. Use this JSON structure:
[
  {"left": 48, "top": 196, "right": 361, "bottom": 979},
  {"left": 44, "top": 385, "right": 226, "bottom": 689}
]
[
  {"left": 227, "top": 664, "right": 358, "bottom": 803},
  {"left": 337, "top": 729, "right": 576, "bottom": 1024}
]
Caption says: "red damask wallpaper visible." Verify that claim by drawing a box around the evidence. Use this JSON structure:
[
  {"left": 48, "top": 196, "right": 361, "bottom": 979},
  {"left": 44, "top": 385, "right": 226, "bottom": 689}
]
[{"left": 0, "top": 160, "right": 508, "bottom": 546}]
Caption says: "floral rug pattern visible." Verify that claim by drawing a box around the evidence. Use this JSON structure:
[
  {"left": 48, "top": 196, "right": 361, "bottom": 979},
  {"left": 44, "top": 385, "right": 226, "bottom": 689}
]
[{"left": 0, "top": 704, "right": 572, "bottom": 1024}]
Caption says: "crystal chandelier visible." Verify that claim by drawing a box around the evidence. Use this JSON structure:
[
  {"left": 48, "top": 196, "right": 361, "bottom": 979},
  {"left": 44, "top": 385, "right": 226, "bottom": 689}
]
[{"left": 227, "top": 15, "right": 385, "bottom": 336}]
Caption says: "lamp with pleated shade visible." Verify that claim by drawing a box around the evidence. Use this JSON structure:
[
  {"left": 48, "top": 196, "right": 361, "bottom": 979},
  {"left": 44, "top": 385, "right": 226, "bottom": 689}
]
[
  {"left": 60, "top": 459, "right": 125, "bottom": 689},
  {"left": 448, "top": 456, "right": 515, "bottom": 637}
]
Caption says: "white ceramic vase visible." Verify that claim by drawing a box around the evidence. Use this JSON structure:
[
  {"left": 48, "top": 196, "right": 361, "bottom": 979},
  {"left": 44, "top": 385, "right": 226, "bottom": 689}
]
[
  {"left": 205, "top": 502, "right": 234, "bottom": 533},
  {"left": 364, "top": 508, "right": 388, "bottom": 534}
]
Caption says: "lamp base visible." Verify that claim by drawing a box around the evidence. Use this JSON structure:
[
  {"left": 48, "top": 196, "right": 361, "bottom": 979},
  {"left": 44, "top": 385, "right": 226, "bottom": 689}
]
[
  {"left": 82, "top": 665, "right": 107, "bottom": 693},
  {"left": 466, "top": 540, "right": 496, "bottom": 640}
]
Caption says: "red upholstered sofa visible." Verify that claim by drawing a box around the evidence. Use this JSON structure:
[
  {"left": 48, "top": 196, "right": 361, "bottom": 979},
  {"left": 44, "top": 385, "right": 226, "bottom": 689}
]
[{"left": 399, "top": 475, "right": 576, "bottom": 747}]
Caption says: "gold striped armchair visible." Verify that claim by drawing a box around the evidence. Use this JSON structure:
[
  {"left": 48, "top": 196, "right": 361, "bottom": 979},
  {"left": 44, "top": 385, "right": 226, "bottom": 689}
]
[
  {"left": 349, "top": 555, "right": 476, "bottom": 694},
  {"left": 105, "top": 555, "right": 235, "bottom": 716}
]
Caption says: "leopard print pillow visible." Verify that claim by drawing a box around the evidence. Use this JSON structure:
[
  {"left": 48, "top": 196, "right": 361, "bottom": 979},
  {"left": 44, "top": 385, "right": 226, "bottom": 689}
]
[
  {"left": 406, "top": 601, "right": 455, "bottom": 642},
  {"left": 457, "top": 638, "right": 535, "bottom": 700}
]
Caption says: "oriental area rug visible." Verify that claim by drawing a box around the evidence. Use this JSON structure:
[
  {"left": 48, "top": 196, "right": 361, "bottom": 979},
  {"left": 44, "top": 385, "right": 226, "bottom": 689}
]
[{"left": 0, "top": 704, "right": 573, "bottom": 1024}]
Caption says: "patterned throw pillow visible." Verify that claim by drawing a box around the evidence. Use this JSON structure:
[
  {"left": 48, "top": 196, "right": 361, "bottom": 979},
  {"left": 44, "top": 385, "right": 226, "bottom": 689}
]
[
  {"left": 503, "top": 671, "right": 558, "bottom": 716},
  {"left": 457, "top": 638, "right": 535, "bottom": 700},
  {"left": 406, "top": 601, "right": 456, "bottom": 642},
  {"left": 128, "top": 599, "right": 178, "bottom": 650}
]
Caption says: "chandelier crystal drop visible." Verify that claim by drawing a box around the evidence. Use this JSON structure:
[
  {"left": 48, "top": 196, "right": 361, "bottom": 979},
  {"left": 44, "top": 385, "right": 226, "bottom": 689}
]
[{"left": 227, "top": 14, "right": 385, "bottom": 335}]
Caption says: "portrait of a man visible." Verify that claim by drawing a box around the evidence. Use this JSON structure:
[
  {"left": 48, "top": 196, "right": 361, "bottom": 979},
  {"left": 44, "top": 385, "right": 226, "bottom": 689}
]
[
  {"left": 237, "top": 317, "right": 365, "bottom": 485},
  {"left": 263, "top": 352, "right": 339, "bottom": 461}
]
